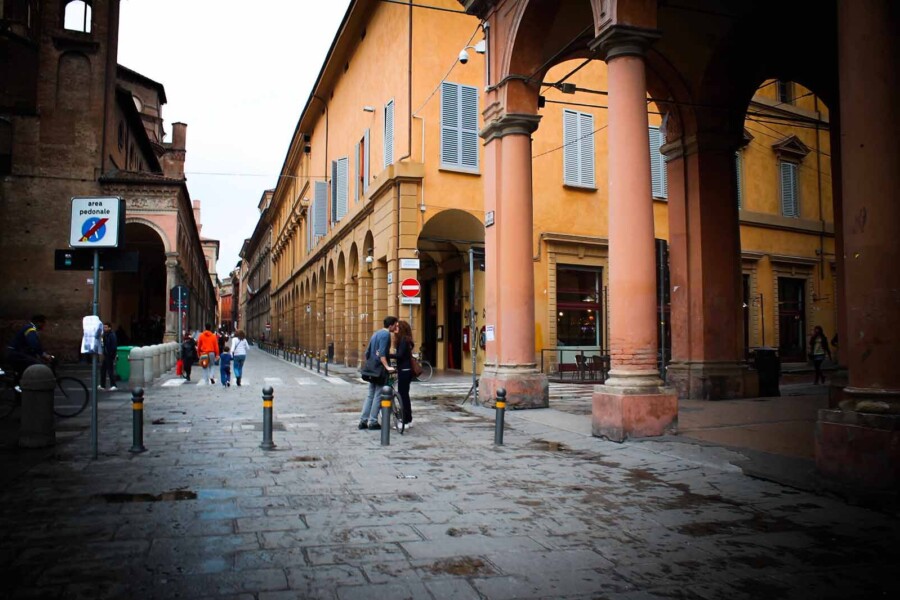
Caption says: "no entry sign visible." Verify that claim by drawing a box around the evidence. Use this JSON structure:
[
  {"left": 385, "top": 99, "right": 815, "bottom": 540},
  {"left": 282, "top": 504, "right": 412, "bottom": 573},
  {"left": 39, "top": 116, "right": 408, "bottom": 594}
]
[{"left": 400, "top": 278, "right": 421, "bottom": 298}]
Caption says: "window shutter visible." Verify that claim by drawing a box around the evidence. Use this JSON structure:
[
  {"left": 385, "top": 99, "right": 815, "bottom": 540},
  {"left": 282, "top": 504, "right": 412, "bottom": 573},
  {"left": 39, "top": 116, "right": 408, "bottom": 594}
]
[
  {"left": 364, "top": 129, "right": 370, "bottom": 191},
  {"left": 354, "top": 142, "right": 360, "bottom": 203},
  {"left": 649, "top": 126, "right": 667, "bottom": 198},
  {"left": 460, "top": 85, "right": 479, "bottom": 169},
  {"left": 331, "top": 161, "right": 337, "bottom": 224},
  {"left": 441, "top": 82, "right": 459, "bottom": 166},
  {"left": 735, "top": 151, "right": 743, "bottom": 209},
  {"left": 306, "top": 208, "right": 312, "bottom": 252},
  {"left": 563, "top": 109, "right": 578, "bottom": 185},
  {"left": 336, "top": 157, "right": 348, "bottom": 221},
  {"left": 578, "top": 111, "right": 595, "bottom": 187},
  {"left": 314, "top": 180, "right": 327, "bottom": 237},
  {"left": 384, "top": 100, "right": 394, "bottom": 169},
  {"left": 780, "top": 161, "right": 798, "bottom": 217}
]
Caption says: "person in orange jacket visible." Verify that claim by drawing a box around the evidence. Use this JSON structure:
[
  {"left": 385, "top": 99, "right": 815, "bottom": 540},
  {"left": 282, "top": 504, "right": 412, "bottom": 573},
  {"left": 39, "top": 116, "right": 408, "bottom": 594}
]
[{"left": 196, "top": 323, "right": 220, "bottom": 385}]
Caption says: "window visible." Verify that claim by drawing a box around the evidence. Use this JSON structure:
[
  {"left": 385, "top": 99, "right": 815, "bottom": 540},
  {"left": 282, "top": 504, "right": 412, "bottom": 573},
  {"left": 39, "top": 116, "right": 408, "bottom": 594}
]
[
  {"left": 562, "top": 109, "right": 595, "bottom": 188},
  {"left": 355, "top": 129, "right": 370, "bottom": 203},
  {"left": 776, "top": 80, "right": 794, "bottom": 105},
  {"left": 383, "top": 100, "right": 394, "bottom": 169},
  {"left": 556, "top": 266, "right": 603, "bottom": 346},
  {"left": 649, "top": 126, "right": 667, "bottom": 198},
  {"left": 735, "top": 151, "right": 743, "bottom": 209},
  {"left": 331, "top": 157, "right": 348, "bottom": 223},
  {"left": 780, "top": 160, "right": 799, "bottom": 217},
  {"left": 440, "top": 82, "right": 479, "bottom": 171},
  {"left": 313, "top": 180, "right": 327, "bottom": 241},
  {"left": 64, "top": 0, "right": 91, "bottom": 33}
]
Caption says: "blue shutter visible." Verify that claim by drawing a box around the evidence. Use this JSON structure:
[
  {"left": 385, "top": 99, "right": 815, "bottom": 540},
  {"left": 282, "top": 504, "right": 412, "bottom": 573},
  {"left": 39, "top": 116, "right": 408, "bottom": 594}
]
[
  {"left": 780, "top": 161, "right": 798, "bottom": 217},
  {"left": 460, "top": 84, "right": 479, "bottom": 169},
  {"left": 336, "top": 157, "right": 348, "bottom": 220},
  {"left": 314, "top": 181, "right": 327, "bottom": 237},
  {"left": 441, "top": 82, "right": 459, "bottom": 166},
  {"left": 384, "top": 100, "right": 394, "bottom": 168}
]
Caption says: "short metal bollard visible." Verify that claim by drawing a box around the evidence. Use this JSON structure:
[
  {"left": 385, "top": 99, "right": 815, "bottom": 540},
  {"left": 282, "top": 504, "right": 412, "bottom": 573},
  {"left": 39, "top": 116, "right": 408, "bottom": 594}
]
[
  {"left": 324, "top": 359, "right": 329, "bottom": 377},
  {"left": 303, "top": 351, "right": 307, "bottom": 368},
  {"left": 494, "top": 388, "right": 507, "bottom": 446},
  {"left": 380, "top": 385, "right": 393, "bottom": 446},
  {"left": 316, "top": 354, "right": 321, "bottom": 373},
  {"left": 260, "top": 386, "right": 276, "bottom": 450},
  {"left": 129, "top": 388, "right": 147, "bottom": 453}
]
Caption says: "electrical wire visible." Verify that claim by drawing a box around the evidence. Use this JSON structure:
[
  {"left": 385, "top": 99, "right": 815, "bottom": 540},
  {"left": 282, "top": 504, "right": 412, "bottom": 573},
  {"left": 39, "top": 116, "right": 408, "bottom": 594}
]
[
  {"left": 411, "top": 22, "right": 482, "bottom": 116},
  {"left": 532, "top": 124, "right": 608, "bottom": 159},
  {"left": 380, "top": 0, "right": 468, "bottom": 14}
]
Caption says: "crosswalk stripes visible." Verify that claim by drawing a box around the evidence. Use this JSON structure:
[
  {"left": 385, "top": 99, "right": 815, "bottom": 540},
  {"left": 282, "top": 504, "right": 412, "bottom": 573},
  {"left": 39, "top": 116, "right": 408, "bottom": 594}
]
[{"left": 412, "top": 380, "right": 596, "bottom": 403}]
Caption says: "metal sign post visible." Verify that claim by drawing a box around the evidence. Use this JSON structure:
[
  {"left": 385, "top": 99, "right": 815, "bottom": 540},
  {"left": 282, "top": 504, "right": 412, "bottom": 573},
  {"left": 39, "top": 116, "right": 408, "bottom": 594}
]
[
  {"left": 91, "top": 249, "right": 99, "bottom": 459},
  {"left": 469, "top": 248, "right": 477, "bottom": 405}
]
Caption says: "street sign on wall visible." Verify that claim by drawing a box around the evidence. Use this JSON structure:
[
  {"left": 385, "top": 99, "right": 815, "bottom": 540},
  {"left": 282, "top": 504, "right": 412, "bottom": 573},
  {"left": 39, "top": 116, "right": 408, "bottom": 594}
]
[{"left": 400, "top": 278, "right": 420, "bottom": 298}]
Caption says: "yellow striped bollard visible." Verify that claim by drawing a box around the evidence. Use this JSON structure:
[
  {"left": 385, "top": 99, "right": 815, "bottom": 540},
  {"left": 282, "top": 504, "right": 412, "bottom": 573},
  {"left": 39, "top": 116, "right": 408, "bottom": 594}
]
[
  {"left": 494, "top": 388, "right": 507, "bottom": 446},
  {"left": 129, "top": 388, "right": 147, "bottom": 453},
  {"left": 260, "top": 386, "right": 276, "bottom": 450},
  {"left": 380, "top": 385, "right": 393, "bottom": 446}
]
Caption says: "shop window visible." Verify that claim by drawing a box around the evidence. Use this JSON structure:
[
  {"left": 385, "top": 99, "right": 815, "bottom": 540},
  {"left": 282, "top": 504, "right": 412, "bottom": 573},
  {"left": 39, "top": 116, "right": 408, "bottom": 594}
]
[
  {"left": 64, "top": 0, "right": 91, "bottom": 33},
  {"left": 562, "top": 109, "right": 595, "bottom": 188},
  {"left": 556, "top": 266, "right": 603, "bottom": 347},
  {"left": 440, "top": 82, "right": 479, "bottom": 171}
]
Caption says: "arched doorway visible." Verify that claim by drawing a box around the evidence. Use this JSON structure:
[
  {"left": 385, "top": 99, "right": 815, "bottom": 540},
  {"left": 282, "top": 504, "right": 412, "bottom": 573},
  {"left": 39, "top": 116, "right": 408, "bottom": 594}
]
[{"left": 111, "top": 222, "right": 166, "bottom": 345}]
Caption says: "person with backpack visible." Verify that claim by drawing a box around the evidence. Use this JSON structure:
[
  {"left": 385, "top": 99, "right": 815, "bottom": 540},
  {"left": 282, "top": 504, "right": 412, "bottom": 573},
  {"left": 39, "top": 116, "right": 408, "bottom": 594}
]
[{"left": 180, "top": 333, "right": 198, "bottom": 382}]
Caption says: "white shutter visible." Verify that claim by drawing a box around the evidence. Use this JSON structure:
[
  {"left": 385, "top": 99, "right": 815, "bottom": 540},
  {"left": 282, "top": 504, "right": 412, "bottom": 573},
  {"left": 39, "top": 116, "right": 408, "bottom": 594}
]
[
  {"left": 649, "top": 126, "right": 667, "bottom": 198},
  {"left": 336, "top": 157, "right": 348, "bottom": 220},
  {"left": 780, "top": 161, "right": 798, "bottom": 217},
  {"left": 314, "top": 181, "right": 327, "bottom": 237},
  {"left": 460, "top": 85, "right": 479, "bottom": 169},
  {"left": 441, "top": 82, "right": 459, "bottom": 166},
  {"left": 563, "top": 109, "right": 579, "bottom": 185},
  {"left": 364, "top": 129, "right": 370, "bottom": 191},
  {"left": 330, "top": 160, "right": 337, "bottom": 223},
  {"left": 354, "top": 141, "right": 360, "bottom": 203},
  {"left": 384, "top": 100, "right": 394, "bottom": 168},
  {"left": 578, "top": 111, "right": 594, "bottom": 187}
]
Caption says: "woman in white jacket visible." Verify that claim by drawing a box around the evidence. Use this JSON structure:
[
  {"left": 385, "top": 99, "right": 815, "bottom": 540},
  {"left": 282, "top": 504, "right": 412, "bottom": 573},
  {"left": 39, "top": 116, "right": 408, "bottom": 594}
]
[{"left": 229, "top": 330, "right": 250, "bottom": 386}]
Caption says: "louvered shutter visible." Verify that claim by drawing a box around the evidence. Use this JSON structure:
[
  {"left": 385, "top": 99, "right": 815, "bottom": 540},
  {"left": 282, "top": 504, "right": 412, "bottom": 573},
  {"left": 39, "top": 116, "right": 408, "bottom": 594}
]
[
  {"left": 780, "top": 161, "right": 798, "bottom": 217},
  {"left": 649, "top": 126, "right": 668, "bottom": 198},
  {"left": 563, "top": 110, "right": 578, "bottom": 185},
  {"left": 735, "top": 152, "right": 743, "bottom": 209},
  {"left": 441, "top": 82, "right": 459, "bottom": 166},
  {"left": 364, "top": 129, "right": 370, "bottom": 191},
  {"left": 460, "top": 85, "right": 479, "bottom": 169},
  {"left": 578, "top": 112, "right": 594, "bottom": 187},
  {"left": 314, "top": 180, "right": 327, "bottom": 237},
  {"left": 354, "top": 142, "right": 360, "bottom": 203},
  {"left": 331, "top": 161, "right": 338, "bottom": 223},
  {"left": 384, "top": 100, "right": 394, "bottom": 168},
  {"left": 306, "top": 208, "right": 312, "bottom": 252},
  {"left": 336, "top": 157, "right": 348, "bottom": 220}
]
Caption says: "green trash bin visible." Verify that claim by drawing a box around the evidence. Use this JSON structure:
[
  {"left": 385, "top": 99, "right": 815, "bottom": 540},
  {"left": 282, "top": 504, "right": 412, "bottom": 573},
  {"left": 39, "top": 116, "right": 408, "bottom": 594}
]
[{"left": 116, "top": 346, "right": 134, "bottom": 383}]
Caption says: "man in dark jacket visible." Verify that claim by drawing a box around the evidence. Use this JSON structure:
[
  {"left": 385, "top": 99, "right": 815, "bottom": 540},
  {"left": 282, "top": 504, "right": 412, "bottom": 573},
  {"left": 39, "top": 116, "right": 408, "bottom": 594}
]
[
  {"left": 6, "top": 315, "right": 52, "bottom": 379},
  {"left": 99, "top": 322, "right": 118, "bottom": 390}
]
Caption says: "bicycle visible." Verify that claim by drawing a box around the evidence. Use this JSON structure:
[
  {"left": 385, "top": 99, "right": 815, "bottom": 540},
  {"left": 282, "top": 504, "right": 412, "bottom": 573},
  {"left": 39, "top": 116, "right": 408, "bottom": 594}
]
[
  {"left": 385, "top": 372, "right": 406, "bottom": 435},
  {"left": 0, "top": 360, "right": 89, "bottom": 419},
  {"left": 414, "top": 352, "right": 433, "bottom": 382}
]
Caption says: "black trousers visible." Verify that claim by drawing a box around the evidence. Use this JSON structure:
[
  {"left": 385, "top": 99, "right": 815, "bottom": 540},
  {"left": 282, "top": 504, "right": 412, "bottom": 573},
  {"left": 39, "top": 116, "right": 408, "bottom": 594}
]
[
  {"left": 398, "top": 369, "right": 413, "bottom": 423},
  {"left": 100, "top": 354, "right": 116, "bottom": 387}
]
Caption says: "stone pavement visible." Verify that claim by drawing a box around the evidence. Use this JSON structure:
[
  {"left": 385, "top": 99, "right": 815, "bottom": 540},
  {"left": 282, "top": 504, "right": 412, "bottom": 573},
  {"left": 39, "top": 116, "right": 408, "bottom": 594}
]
[{"left": 0, "top": 347, "right": 898, "bottom": 599}]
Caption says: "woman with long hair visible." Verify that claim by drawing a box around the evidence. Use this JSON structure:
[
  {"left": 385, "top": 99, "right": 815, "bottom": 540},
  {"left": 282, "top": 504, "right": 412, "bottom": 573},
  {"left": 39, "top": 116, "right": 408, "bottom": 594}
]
[
  {"left": 809, "top": 325, "right": 832, "bottom": 385},
  {"left": 390, "top": 320, "right": 415, "bottom": 426},
  {"left": 229, "top": 330, "right": 250, "bottom": 386}
]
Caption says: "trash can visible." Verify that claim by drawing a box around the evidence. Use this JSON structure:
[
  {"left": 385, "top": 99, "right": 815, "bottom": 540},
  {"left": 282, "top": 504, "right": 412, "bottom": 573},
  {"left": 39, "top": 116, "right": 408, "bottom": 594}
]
[
  {"left": 116, "top": 346, "right": 134, "bottom": 384},
  {"left": 753, "top": 347, "right": 780, "bottom": 397}
]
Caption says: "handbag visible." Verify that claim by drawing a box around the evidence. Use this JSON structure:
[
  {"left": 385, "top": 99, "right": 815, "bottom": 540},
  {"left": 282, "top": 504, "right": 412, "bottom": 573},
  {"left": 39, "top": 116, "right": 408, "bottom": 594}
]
[
  {"left": 199, "top": 354, "right": 210, "bottom": 369},
  {"left": 410, "top": 351, "right": 424, "bottom": 378},
  {"left": 360, "top": 352, "right": 387, "bottom": 384}
]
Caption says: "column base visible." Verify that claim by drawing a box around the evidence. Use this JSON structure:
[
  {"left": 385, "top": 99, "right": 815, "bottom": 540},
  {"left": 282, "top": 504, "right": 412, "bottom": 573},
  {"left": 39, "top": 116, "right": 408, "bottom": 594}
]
[
  {"left": 592, "top": 382, "right": 678, "bottom": 442},
  {"left": 666, "top": 361, "right": 747, "bottom": 400},
  {"left": 481, "top": 364, "right": 548, "bottom": 409},
  {"left": 816, "top": 408, "right": 900, "bottom": 493}
]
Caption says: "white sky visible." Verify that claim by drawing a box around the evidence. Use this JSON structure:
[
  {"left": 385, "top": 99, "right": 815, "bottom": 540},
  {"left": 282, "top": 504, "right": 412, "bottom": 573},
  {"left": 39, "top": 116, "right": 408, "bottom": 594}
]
[{"left": 117, "top": 0, "right": 352, "bottom": 277}]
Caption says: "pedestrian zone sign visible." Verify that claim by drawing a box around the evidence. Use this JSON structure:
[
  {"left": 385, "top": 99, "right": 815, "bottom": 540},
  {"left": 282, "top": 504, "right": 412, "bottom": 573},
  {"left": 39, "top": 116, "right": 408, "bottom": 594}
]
[{"left": 70, "top": 197, "right": 124, "bottom": 248}]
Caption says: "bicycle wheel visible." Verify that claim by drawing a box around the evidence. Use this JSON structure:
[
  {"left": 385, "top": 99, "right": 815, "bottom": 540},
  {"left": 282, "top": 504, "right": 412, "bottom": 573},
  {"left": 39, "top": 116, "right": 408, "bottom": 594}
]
[
  {"left": 392, "top": 391, "right": 405, "bottom": 434},
  {"left": 0, "top": 377, "right": 19, "bottom": 419},
  {"left": 417, "top": 360, "right": 433, "bottom": 382},
  {"left": 53, "top": 376, "right": 89, "bottom": 417}
]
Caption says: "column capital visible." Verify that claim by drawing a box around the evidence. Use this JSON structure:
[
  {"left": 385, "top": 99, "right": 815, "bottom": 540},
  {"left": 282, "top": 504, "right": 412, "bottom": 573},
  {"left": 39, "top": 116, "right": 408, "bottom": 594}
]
[
  {"left": 480, "top": 113, "right": 542, "bottom": 143},
  {"left": 590, "top": 24, "right": 660, "bottom": 62},
  {"left": 662, "top": 131, "right": 745, "bottom": 160}
]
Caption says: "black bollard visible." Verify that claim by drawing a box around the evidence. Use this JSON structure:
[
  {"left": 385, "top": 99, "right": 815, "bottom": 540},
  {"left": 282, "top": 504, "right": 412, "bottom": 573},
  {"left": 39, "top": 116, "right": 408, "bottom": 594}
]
[
  {"left": 380, "top": 385, "right": 393, "bottom": 446},
  {"left": 494, "top": 388, "right": 507, "bottom": 446},
  {"left": 317, "top": 354, "right": 321, "bottom": 373},
  {"left": 324, "top": 358, "right": 329, "bottom": 377},
  {"left": 303, "top": 351, "right": 308, "bottom": 368},
  {"left": 129, "top": 388, "right": 147, "bottom": 453},
  {"left": 260, "top": 386, "right": 276, "bottom": 450}
]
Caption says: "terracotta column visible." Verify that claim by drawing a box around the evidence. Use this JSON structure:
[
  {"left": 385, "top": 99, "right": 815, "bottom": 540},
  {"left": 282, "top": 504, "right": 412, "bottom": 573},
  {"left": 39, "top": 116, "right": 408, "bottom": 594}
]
[
  {"left": 665, "top": 132, "right": 746, "bottom": 400},
  {"left": 479, "top": 113, "right": 548, "bottom": 408},
  {"left": 345, "top": 278, "right": 358, "bottom": 366},
  {"left": 590, "top": 26, "right": 677, "bottom": 441},
  {"left": 324, "top": 276, "right": 334, "bottom": 358},
  {"left": 358, "top": 270, "right": 373, "bottom": 363},
  {"left": 816, "top": 0, "right": 900, "bottom": 491},
  {"left": 334, "top": 281, "right": 345, "bottom": 363},
  {"left": 163, "top": 252, "right": 179, "bottom": 342}
]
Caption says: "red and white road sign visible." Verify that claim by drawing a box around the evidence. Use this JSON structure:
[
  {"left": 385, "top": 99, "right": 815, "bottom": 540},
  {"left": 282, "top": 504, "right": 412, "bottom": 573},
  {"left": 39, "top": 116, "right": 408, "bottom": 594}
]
[{"left": 400, "top": 278, "right": 421, "bottom": 298}]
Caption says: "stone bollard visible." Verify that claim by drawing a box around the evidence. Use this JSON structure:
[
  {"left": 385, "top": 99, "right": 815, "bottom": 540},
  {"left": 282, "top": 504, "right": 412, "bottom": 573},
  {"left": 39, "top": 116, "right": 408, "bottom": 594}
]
[
  {"left": 19, "top": 364, "right": 56, "bottom": 448},
  {"left": 129, "top": 347, "right": 145, "bottom": 388},
  {"left": 142, "top": 345, "right": 154, "bottom": 383},
  {"left": 151, "top": 345, "right": 162, "bottom": 379}
]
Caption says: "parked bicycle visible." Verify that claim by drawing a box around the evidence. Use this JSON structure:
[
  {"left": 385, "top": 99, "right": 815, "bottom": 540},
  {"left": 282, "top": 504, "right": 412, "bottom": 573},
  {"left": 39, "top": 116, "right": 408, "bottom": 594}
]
[
  {"left": 0, "top": 360, "right": 90, "bottom": 419},
  {"left": 385, "top": 372, "right": 406, "bottom": 435},
  {"left": 414, "top": 352, "right": 433, "bottom": 382}
]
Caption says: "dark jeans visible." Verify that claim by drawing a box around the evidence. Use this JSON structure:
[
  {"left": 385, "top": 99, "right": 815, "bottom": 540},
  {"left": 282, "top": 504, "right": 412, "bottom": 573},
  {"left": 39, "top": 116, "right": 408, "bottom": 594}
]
[
  {"left": 398, "top": 368, "right": 413, "bottom": 423},
  {"left": 183, "top": 357, "right": 194, "bottom": 380},
  {"left": 100, "top": 354, "right": 116, "bottom": 388},
  {"left": 812, "top": 356, "right": 826, "bottom": 383}
]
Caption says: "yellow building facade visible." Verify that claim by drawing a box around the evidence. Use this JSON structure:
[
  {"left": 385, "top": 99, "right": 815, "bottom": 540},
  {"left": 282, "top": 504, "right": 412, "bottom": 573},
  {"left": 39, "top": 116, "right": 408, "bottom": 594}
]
[{"left": 267, "top": 0, "right": 834, "bottom": 388}]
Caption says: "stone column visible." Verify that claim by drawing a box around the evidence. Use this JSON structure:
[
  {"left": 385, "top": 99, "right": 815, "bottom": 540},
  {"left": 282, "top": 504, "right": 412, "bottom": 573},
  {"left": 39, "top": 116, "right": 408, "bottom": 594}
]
[
  {"left": 358, "top": 271, "right": 373, "bottom": 365},
  {"left": 590, "top": 26, "right": 677, "bottom": 441},
  {"left": 372, "top": 264, "right": 388, "bottom": 332},
  {"left": 816, "top": 0, "right": 900, "bottom": 491},
  {"left": 664, "top": 131, "right": 746, "bottom": 400},
  {"left": 164, "top": 253, "right": 179, "bottom": 342},
  {"left": 345, "top": 278, "right": 358, "bottom": 366},
  {"left": 479, "top": 113, "right": 548, "bottom": 409},
  {"left": 333, "top": 282, "right": 345, "bottom": 363},
  {"left": 324, "top": 276, "right": 334, "bottom": 358}
]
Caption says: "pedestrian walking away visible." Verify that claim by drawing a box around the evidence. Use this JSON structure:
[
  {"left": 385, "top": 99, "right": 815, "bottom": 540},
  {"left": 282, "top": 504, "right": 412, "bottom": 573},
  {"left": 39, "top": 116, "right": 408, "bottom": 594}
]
[
  {"left": 99, "top": 322, "right": 118, "bottom": 390},
  {"left": 358, "top": 316, "right": 397, "bottom": 430},
  {"left": 180, "top": 333, "right": 198, "bottom": 382},
  {"left": 229, "top": 329, "right": 249, "bottom": 386},
  {"left": 197, "top": 323, "right": 219, "bottom": 385},
  {"left": 219, "top": 346, "right": 233, "bottom": 387},
  {"left": 809, "top": 325, "right": 832, "bottom": 385},
  {"left": 389, "top": 319, "right": 415, "bottom": 427}
]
